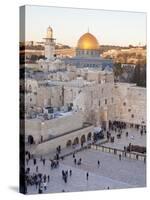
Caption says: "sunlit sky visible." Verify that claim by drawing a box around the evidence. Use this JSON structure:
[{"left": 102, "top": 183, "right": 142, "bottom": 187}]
[{"left": 24, "top": 5, "right": 146, "bottom": 47}]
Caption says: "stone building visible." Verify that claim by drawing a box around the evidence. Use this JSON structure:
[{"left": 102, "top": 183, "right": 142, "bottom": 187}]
[
  {"left": 113, "top": 83, "right": 146, "bottom": 126},
  {"left": 24, "top": 26, "right": 146, "bottom": 155},
  {"left": 63, "top": 31, "right": 113, "bottom": 69},
  {"left": 25, "top": 110, "right": 93, "bottom": 154}
]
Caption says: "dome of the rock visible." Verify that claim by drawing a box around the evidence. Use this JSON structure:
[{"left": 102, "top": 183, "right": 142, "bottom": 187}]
[{"left": 77, "top": 32, "right": 99, "bottom": 50}]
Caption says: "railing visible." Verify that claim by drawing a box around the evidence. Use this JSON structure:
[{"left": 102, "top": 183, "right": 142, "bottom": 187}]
[{"left": 91, "top": 144, "right": 146, "bottom": 162}]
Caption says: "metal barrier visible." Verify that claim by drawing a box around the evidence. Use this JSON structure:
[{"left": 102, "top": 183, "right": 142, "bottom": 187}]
[{"left": 91, "top": 144, "right": 146, "bottom": 162}]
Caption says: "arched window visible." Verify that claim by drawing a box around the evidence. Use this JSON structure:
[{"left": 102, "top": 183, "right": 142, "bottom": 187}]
[
  {"left": 80, "top": 135, "right": 86, "bottom": 145},
  {"left": 66, "top": 140, "right": 72, "bottom": 147},
  {"left": 87, "top": 132, "right": 92, "bottom": 141},
  {"left": 73, "top": 137, "right": 79, "bottom": 145}
]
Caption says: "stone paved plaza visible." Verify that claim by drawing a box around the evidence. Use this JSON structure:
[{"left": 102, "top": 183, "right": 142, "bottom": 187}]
[
  {"left": 28, "top": 127, "right": 146, "bottom": 161},
  {"left": 103, "top": 127, "right": 146, "bottom": 150},
  {"left": 25, "top": 148, "right": 146, "bottom": 194}
]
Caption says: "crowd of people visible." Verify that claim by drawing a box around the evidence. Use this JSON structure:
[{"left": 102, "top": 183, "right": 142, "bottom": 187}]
[
  {"left": 25, "top": 166, "right": 50, "bottom": 194},
  {"left": 24, "top": 147, "right": 104, "bottom": 194}
]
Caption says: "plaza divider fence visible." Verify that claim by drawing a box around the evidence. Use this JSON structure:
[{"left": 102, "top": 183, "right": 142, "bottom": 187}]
[{"left": 90, "top": 144, "right": 146, "bottom": 162}]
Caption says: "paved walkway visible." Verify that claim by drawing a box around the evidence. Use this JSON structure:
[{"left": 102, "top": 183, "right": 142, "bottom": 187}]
[
  {"left": 25, "top": 148, "right": 146, "bottom": 194},
  {"left": 103, "top": 127, "right": 146, "bottom": 150}
]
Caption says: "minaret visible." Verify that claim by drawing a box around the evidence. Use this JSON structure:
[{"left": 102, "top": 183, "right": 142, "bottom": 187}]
[{"left": 43, "top": 26, "right": 55, "bottom": 60}]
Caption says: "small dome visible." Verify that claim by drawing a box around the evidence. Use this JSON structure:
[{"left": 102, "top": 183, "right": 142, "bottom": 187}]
[{"left": 77, "top": 32, "right": 99, "bottom": 50}]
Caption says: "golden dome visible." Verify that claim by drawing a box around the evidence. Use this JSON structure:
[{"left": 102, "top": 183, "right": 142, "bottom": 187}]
[{"left": 77, "top": 32, "right": 99, "bottom": 50}]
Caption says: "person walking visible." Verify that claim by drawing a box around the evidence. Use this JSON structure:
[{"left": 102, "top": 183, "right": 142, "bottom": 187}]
[
  {"left": 119, "top": 154, "right": 121, "bottom": 160},
  {"left": 38, "top": 185, "right": 43, "bottom": 194},
  {"left": 62, "top": 170, "right": 65, "bottom": 178},
  {"left": 43, "top": 158, "right": 45, "bottom": 166},
  {"left": 69, "top": 169, "right": 72, "bottom": 176},
  {"left": 35, "top": 180, "right": 38, "bottom": 189},
  {"left": 66, "top": 170, "right": 68, "bottom": 178},
  {"left": 86, "top": 172, "right": 89, "bottom": 180},
  {"left": 33, "top": 158, "right": 36, "bottom": 165},
  {"left": 43, "top": 181, "right": 47, "bottom": 191},
  {"left": 97, "top": 160, "right": 100, "bottom": 167},
  {"left": 43, "top": 174, "right": 47, "bottom": 182},
  {"left": 36, "top": 166, "right": 38, "bottom": 173},
  {"left": 47, "top": 175, "right": 50, "bottom": 182}
]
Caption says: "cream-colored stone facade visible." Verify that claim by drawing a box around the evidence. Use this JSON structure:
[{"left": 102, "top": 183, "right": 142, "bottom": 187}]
[
  {"left": 113, "top": 83, "right": 146, "bottom": 125},
  {"left": 25, "top": 111, "right": 84, "bottom": 142},
  {"left": 36, "top": 84, "right": 62, "bottom": 108},
  {"left": 33, "top": 125, "right": 93, "bottom": 155},
  {"left": 25, "top": 68, "right": 146, "bottom": 131},
  {"left": 23, "top": 26, "right": 146, "bottom": 155},
  {"left": 25, "top": 110, "right": 94, "bottom": 155}
]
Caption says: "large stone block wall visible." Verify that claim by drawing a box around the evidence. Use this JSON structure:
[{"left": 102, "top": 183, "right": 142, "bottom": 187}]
[
  {"left": 113, "top": 84, "right": 146, "bottom": 125},
  {"left": 43, "top": 111, "right": 84, "bottom": 137},
  {"left": 36, "top": 85, "right": 62, "bottom": 108}
]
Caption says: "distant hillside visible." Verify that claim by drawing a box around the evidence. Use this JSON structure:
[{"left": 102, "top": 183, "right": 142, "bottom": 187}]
[{"left": 99, "top": 45, "right": 146, "bottom": 54}]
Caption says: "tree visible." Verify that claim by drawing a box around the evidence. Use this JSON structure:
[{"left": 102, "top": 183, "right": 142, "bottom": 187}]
[
  {"left": 113, "top": 63, "right": 123, "bottom": 77},
  {"left": 132, "top": 64, "right": 146, "bottom": 87},
  {"left": 30, "top": 55, "right": 38, "bottom": 62}
]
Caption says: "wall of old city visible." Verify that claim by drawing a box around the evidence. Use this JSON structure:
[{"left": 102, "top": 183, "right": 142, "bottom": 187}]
[
  {"left": 25, "top": 111, "right": 84, "bottom": 143},
  {"left": 33, "top": 125, "right": 94, "bottom": 155},
  {"left": 36, "top": 85, "right": 63, "bottom": 108},
  {"left": 113, "top": 83, "right": 146, "bottom": 125}
]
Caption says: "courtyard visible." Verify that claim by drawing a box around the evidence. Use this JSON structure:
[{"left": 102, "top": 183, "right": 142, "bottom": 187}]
[
  {"left": 25, "top": 147, "right": 146, "bottom": 194},
  {"left": 102, "top": 127, "right": 146, "bottom": 150}
]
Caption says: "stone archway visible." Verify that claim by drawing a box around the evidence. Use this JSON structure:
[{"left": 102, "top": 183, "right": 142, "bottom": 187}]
[
  {"left": 80, "top": 135, "right": 86, "bottom": 145},
  {"left": 66, "top": 140, "right": 72, "bottom": 147},
  {"left": 73, "top": 137, "right": 79, "bottom": 145},
  {"left": 87, "top": 132, "right": 92, "bottom": 141},
  {"left": 28, "top": 135, "right": 34, "bottom": 145}
]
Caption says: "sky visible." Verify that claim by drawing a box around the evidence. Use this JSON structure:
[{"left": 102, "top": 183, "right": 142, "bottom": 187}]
[{"left": 24, "top": 5, "right": 146, "bottom": 47}]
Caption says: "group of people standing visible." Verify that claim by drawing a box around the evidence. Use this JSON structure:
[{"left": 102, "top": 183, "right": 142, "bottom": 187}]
[
  {"left": 25, "top": 168, "right": 50, "bottom": 194},
  {"left": 62, "top": 169, "right": 72, "bottom": 183}
]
